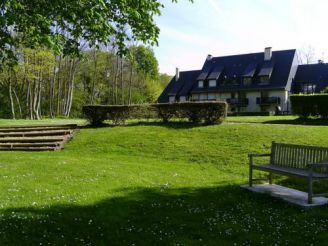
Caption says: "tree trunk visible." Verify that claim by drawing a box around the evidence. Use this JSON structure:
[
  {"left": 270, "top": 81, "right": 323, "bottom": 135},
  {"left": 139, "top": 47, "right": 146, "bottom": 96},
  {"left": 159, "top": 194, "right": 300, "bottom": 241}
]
[
  {"left": 114, "top": 56, "right": 119, "bottom": 104},
  {"left": 120, "top": 57, "right": 124, "bottom": 105},
  {"left": 128, "top": 63, "right": 133, "bottom": 105},
  {"left": 8, "top": 79, "right": 15, "bottom": 119},
  {"left": 13, "top": 88, "right": 22, "bottom": 119}
]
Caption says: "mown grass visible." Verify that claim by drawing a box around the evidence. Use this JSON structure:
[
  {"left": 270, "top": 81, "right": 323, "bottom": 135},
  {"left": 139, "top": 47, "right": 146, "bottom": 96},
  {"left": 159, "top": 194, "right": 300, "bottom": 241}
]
[
  {"left": 1, "top": 117, "right": 328, "bottom": 245},
  {"left": 0, "top": 118, "right": 87, "bottom": 127}
]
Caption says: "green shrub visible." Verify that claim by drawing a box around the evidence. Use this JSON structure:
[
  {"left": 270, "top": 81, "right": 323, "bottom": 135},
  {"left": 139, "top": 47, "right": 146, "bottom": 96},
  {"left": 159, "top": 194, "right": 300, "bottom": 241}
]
[
  {"left": 83, "top": 104, "right": 155, "bottom": 126},
  {"left": 228, "top": 111, "right": 272, "bottom": 116},
  {"left": 83, "top": 102, "right": 228, "bottom": 126},
  {"left": 154, "top": 102, "right": 227, "bottom": 125},
  {"left": 290, "top": 94, "right": 328, "bottom": 118}
]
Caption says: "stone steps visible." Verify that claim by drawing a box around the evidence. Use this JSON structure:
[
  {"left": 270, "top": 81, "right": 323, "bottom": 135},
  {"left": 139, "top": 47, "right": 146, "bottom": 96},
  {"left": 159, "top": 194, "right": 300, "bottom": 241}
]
[
  {"left": 0, "top": 124, "right": 77, "bottom": 151},
  {"left": 0, "top": 124, "right": 77, "bottom": 132}
]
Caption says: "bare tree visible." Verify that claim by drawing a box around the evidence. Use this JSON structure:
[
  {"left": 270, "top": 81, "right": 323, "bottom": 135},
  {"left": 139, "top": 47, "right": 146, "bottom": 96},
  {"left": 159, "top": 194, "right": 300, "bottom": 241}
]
[{"left": 298, "top": 45, "right": 316, "bottom": 64}]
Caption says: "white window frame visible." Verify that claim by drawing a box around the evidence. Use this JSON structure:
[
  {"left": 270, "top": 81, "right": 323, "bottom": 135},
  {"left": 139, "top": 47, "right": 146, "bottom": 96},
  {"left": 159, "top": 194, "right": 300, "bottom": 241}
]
[
  {"left": 169, "top": 96, "right": 175, "bottom": 103},
  {"left": 179, "top": 96, "right": 186, "bottom": 102},
  {"left": 209, "top": 80, "right": 216, "bottom": 87}
]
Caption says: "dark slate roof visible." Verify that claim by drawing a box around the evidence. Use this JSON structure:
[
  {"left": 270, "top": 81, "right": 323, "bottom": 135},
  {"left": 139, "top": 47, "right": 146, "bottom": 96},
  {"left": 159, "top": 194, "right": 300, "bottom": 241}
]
[
  {"left": 158, "top": 49, "right": 297, "bottom": 102},
  {"left": 191, "top": 49, "right": 296, "bottom": 93},
  {"left": 242, "top": 62, "right": 257, "bottom": 77},
  {"left": 207, "top": 65, "right": 224, "bottom": 80},
  {"left": 196, "top": 72, "right": 208, "bottom": 81},
  {"left": 293, "top": 63, "right": 328, "bottom": 93},
  {"left": 157, "top": 70, "right": 200, "bottom": 103},
  {"left": 258, "top": 60, "right": 274, "bottom": 77}
]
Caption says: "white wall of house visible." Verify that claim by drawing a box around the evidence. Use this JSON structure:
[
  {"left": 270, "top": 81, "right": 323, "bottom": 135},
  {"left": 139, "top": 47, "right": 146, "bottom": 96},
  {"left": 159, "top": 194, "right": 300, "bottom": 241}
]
[
  {"left": 199, "top": 93, "right": 207, "bottom": 100},
  {"left": 246, "top": 91, "right": 260, "bottom": 112},
  {"left": 218, "top": 93, "right": 230, "bottom": 101},
  {"left": 189, "top": 90, "right": 289, "bottom": 113}
]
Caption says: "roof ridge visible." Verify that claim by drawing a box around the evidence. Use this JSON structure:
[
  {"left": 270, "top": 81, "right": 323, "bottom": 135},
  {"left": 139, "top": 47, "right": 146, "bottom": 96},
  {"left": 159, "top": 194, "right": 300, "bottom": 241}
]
[
  {"left": 179, "top": 69, "right": 201, "bottom": 73},
  {"left": 210, "top": 49, "right": 296, "bottom": 59}
]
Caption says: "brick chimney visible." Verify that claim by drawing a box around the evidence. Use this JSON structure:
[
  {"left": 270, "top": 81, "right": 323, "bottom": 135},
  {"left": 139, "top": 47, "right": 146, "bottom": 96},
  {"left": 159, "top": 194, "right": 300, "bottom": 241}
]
[
  {"left": 207, "top": 54, "right": 213, "bottom": 61},
  {"left": 264, "top": 47, "right": 272, "bottom": 61},
  {"left": 175, "top": 67, "right": 180, "bottom": 81}
]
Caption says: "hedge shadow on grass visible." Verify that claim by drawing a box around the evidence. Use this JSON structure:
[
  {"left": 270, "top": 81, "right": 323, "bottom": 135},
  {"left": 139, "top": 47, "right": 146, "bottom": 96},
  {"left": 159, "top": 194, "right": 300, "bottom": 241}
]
[
  {"left": 1, "top": 185, "right": 327, "bottom": 245},
  {"left": 263, "top": 118, "right": 328, "bottom": 126},
  {"left": 125, "top": 121, "right": 207, "bottom": 129},
  {"left": 80, "top": 120, "right": 208, "bottom": 130}
]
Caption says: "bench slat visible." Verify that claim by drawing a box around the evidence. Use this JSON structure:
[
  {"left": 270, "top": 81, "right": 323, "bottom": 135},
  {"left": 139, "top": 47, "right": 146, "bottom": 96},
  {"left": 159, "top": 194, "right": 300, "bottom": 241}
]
[{"left": 271, "top": 142, "right": 328, "bottom": 173}]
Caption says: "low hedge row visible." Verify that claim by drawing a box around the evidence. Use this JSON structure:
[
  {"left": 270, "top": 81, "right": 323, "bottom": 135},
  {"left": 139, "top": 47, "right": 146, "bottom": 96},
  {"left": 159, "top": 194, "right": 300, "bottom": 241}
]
[
  {"left": 290, "top": 94, "right": 328, "bottom": 118},
  {"left": 228, "top": 111, "right": 272, "bottom": 117},
  {"left": 83, "top": 102, "right": 227, "bottom": 126}
]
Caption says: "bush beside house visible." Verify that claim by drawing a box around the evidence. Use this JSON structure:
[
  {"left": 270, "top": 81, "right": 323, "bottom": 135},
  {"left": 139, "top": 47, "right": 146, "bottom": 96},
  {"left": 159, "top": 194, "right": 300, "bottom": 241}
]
[{"left": 291, "top": 94, "right": 328, "bottom": 118}]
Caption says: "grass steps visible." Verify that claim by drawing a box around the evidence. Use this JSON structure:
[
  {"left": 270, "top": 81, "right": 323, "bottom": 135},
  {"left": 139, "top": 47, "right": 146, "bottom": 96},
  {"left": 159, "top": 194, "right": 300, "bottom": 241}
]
[
  {"left": 0, "top": 124, "right": 77, "bottom": 133},
  {"left": 0, "top": 130, "right": 73, "bottom": 138},
  {"left": 0, "top": 124, "right": 77, "bottom": 151}
]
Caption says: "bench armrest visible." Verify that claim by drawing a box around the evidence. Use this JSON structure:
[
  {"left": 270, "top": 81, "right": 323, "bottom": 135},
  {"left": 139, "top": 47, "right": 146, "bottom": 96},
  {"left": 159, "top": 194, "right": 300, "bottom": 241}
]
[{"left": 248, "top": 153, "right": 271, "bottom": 158}]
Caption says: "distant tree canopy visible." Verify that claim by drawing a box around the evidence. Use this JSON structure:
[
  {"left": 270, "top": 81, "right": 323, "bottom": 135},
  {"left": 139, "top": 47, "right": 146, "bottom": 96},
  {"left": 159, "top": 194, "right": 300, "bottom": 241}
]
[
  {"left": 0, "top": 0, "right": 182, "bottom": 119},
  {"left": 0, "top": 45, "right": 171, "bottom": 119},
  {"left": 131, "top": 46, "right": 159, "bottom": 79},
  {"left": 0, "top": 0, "right": 192, "bottom": 65}
]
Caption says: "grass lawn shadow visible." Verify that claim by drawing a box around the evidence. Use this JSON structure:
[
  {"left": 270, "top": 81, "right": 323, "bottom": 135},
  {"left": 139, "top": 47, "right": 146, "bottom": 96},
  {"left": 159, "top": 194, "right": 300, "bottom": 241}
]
[
  {"left": 1, "top": 185, "right": 327, "bottom": 245},
  {"left": 82, "top": 121, "right": 208, "bottom": 129},
  {"left": 263, "top": 117, "right": 328, "bottom": 126}
]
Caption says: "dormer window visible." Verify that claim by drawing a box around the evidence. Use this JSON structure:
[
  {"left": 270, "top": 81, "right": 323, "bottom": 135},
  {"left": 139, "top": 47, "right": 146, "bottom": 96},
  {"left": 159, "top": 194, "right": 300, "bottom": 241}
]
[
  {"left": 259, "top": 76, "right": 270, "bottom": 84},
  {"left": 243, "top": 77, "right": 252, "bottom": 86},
  {"left": 198, "top": 80, "right": 204, "bottom": 88},
  {"left": 209, "top": 80, "right": 216, "bottom": 87}
]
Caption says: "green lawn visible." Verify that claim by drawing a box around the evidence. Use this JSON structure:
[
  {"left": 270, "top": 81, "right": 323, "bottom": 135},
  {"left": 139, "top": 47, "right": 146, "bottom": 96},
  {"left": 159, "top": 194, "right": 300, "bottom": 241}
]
[
  {"left": 1, "top": 117, "right": 328, "bottom": 245},
  {"left": 0, "top": 118, "right": 87, "bottom": 127}
]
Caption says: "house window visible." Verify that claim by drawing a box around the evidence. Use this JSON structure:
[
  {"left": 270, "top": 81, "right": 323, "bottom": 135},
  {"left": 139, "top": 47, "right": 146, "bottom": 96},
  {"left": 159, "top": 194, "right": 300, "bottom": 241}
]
[
  {"left": 191, "top": 94, "right": 199, "bottom": 101},
  {"left": 243, "top": 77, "right": 252, "bottom": 86},
  {"left": 199, "top": 93, "right": 207, "bottom": 101},
  {"left": 209, "top": 80, "right": 216, "bottom": 87},
  {"left": 259, "top": 76, "right": 270, "bottom": 84},
  {"left": 302, "top": 83, "right": 316, "bottom": 94},
  {"left": 198, "top": 80, "right": 204, "bottom": 88},
  {"left": 169, "top": 96, "right": 175, "bottom": 103},
  {"left": 179, "top": 96, "right": 186, "bottom": 102}
]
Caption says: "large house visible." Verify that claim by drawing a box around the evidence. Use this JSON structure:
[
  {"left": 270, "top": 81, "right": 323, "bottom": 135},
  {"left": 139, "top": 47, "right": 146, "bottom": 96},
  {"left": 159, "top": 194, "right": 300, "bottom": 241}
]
[{"left": 158, "top": 47, "right": 328, "bottom": 113}]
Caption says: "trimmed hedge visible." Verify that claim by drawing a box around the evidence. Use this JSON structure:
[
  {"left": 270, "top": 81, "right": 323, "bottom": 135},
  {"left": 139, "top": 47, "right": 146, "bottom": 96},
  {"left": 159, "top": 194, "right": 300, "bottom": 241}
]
[
  {"left": 83, "top": 101, "right": 227, "bottom": 126},
  {"left": 83, "top": 104, "right": 155, "bottom": 125},
  {"left": 228, "top": 111, "right": 272, "bottom": 117},
  {"left": 290, "top": 94, "right": 328, "bottom": 118},
  {"left": 155, "top": 102, "right": 227, "bottom": 124}
]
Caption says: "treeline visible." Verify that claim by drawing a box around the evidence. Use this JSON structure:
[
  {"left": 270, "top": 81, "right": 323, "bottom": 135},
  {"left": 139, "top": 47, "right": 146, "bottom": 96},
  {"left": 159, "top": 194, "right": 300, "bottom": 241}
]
[{"left": 0, "top": 46, "right": 171, "bottom": 119}]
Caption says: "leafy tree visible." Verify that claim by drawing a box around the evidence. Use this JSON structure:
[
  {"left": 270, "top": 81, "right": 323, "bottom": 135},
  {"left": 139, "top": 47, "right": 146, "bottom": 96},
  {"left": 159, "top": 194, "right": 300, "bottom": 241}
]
[
  {"left": 0, "top": 0, "right": 191, "bottom": 65},
  {"left": 131, "top": 45, "right": 159, "bottom": 79},
  {"left": 159, "top": 73, "right": 172, "bottom": 88}
]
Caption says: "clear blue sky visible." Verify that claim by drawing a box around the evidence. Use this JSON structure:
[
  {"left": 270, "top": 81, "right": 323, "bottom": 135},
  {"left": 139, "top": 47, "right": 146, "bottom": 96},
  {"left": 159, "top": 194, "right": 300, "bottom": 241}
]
[{"left": 154, "top": 0, "right": 328, "bottom": 74}]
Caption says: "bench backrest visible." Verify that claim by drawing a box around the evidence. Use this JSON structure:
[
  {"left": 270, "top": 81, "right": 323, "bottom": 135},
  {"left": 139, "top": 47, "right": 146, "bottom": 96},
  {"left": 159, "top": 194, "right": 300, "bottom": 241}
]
[{"left": 271, "top": 142, "right": 328, "bottom": 169}]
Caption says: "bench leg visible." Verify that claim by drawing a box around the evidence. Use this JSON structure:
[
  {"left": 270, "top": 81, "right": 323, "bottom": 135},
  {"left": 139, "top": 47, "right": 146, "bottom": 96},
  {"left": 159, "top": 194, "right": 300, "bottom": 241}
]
[
  {"left": 308, "top": 176, "right": 313, "bottom": 204},
  {"left": 268, "top": 173, "right": 273, "bottom": 184}
]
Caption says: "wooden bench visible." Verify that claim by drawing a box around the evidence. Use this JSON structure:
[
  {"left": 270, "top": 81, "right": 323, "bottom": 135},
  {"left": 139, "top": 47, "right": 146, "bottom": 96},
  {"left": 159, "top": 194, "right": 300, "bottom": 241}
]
[{"left": 249, "top": 142, "right": 328, "bottom": 204}]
